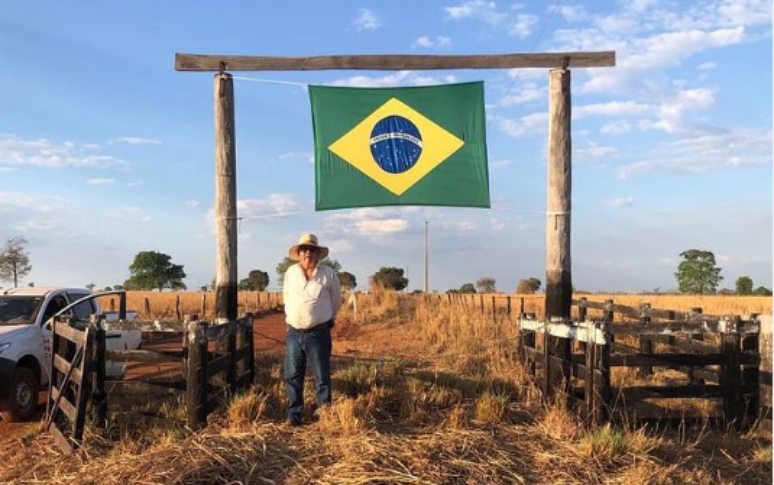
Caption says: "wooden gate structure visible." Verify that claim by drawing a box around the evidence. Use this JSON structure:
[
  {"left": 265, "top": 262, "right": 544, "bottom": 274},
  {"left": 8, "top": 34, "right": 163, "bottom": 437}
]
[
  {"left": 44, "top": 291, "right": 256, "bottom": 453},
  {"left": 174, "top": 50, "right": 616, "bottom": 327}
]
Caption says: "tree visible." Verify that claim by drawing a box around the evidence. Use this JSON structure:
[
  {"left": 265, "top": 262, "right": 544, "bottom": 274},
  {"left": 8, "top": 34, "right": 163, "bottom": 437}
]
[
  {"left": 475, "top": 277, "right": 497, "bottom": 293},
  {"left": 516, "top": 277, "right": 542, "bottom": 294},
  {"left": 239, "top": 269, "right": 270, "bottom": 291},
  {"left": 674, "top": 249, "right": 723, "bottom": 294},
  {"left": 124, "top": 251, "right": 186, "bottom": 292},
  {"left": 0, "top": 237, "right": 32, "bottom": 288},
  {"left": 370, "top": 267, "right": 408, "bottom": 291},
  {"left": 754, "top": 286, "right": 773, "bottom": 296},
  {"left": 276, "top": 257, "right": 341, "bottom": 285},
  {"left": 85, "top": 283, "right": 96, "bottom": 291},
  {"left": 103, "top": 286, "right": 113, "bottom": 291},
  {"left": 338, "top": 271, "right": 357, "bottom": 290},
  {"left": 735, "top": 276, "right": 754, "bottom": 296},
  {"left": 113, "top": 284, "right": 124, "bottom": 291},
  {"left": 459, "top": 283, "right": 476, "bottom": 294}
]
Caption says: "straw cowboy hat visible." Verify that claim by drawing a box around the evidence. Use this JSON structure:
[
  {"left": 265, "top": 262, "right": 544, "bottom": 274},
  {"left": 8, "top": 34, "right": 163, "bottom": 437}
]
[{"left": 289, "top": 233, "right": 329, "bottom": 261}]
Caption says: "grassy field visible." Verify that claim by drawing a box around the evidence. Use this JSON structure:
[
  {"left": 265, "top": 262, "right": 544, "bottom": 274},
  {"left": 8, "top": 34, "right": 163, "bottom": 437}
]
[
  {"left": 1, "top": 292, "right": 771, "bottom": 484},
  {"left": 98, "top": 291, "right": 772, "bottom": 321}
]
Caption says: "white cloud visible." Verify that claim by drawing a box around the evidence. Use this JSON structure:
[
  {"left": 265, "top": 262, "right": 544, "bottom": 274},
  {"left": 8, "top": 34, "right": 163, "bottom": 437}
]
[
  {"left": 237, "top": 194, "right": 310, "bottom": 220},
  {"left": 607, "top": 196, "right": 635, "bottom": 208},
  {"left": 498, "top": 112, "right": 548, "bottom": 137},
  {"left": 639, "top": 88, "right": 716, "bottom": 134},
  {"left": 510, "top": 14, "right": 538, "bottom": 37},
  {"left": 115, "top": 137, "right": 161, "bottom": 145},
  {"left": 556, "top": 4, "right": 589, "bottom": 22},
  {"left": 87, "top": 178, "right": 116, "bottom": 185},
  {"left": 330, "top": 71, "right": 457, "bottom": 88},
  {"left": 698, "top": 62, "right": 717, "bottom": 70},
  {"left": 353, "top": 8, "right": 381, "bottom": 31},
  {"left": 576, "top": 143, "right": 619, "bottom": 160},
  {"left": 278, "top": 152, "right": 314, "bottom": 164},
  {"left": 186, "top": 199, "right": 201, "bottom": 208},
  {"left": 574, "top": 101, "right": 655, "bottom": 119},
  {"left": 618, "top": 127, "right": 772, "bottom": 178},
  {"left": 489, "top": 159, "right": 515, "bottom": 168},
  {"left": 324, "top": 208, "right": 410, "bottom": 237},
  {"left": 601, "top": 121, "right": 632, "bottom": 135},
  {"left": 414, "top": 35, "right": 453, "bottom": 49},
  {"left": 0, "top": 133, "right": 124, "bottom": 169},
  {"left": 445, "top": 1, "right": 539, "bottom": 37},
  {"left": 117, "top": 206, "right": 152, "bottom": 223},
  {"left": 500, "top": 82, "right": 546, "bottom": 106}
]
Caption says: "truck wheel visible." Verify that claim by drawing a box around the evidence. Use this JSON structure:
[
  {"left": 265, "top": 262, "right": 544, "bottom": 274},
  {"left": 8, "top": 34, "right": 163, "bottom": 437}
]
[{"left": 0, "top": 367, "right": 39, "bottom": 422}]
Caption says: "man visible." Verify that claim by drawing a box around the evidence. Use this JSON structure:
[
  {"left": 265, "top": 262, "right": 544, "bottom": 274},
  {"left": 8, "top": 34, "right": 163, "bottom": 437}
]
[{"left": 283, "top": 233, "right": 342, "bottom": 426}]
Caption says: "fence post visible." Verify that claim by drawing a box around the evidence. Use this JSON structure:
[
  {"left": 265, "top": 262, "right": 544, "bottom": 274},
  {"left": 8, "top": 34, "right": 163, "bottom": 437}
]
[
  {"left": 109, "top": 298, "right": 115, "bottom": 312},
  {"left": 758, "top": 315, "right": 771, "bottom": 420},
  {"left": 92, "top": 317, "right": 107, "bottom": 428},
  {"left": 187, "top": 320, "right": 209, "bottom": 429},
  {"left": 585, "top": 320, "right": 597, "bottom": 423},
  {"left": 227, "top": 320, "right": 238, "bottom": 395},
  {"left": 119, "top": 292, "right": 127, "bottom": 320},
  {"left": 596, "top": 321, "right": 611, "bottom": 424},
  {"left": 144, "top": 297, "right": 151, "bottom": 319},
  {"left": 175, "top": 295, "right": 182, "bottom": 321},
  {"left": 720, "top": 316, "right": 743, "bottom": 429},
  {"left": 578, "top": 297, "right": 588, "bottom": 354},
  {"left": 479, "top": 295, "right": 484, "bottom": 313},
  {"left": 638, "top": 303, "right": 653, "bottom": 378},
  {"left": 506, "top": 296, "right": 511, "bottom": 315},
  {"left": 519, "top": 297, "right": 525, "bottom": 317},
  {"left": 687, "top": 307, "right": 704, "bottom": 384},
  {"left": 73, "top": 325, "right": 94, "bottom": 444},
  {"left": 201, "top": 294, "right": 208, "bottom": 320},
  {"left": 604, "top": 299, "right": 614, "bottom": 344},
  {"left": 542, "top": 323, "right": 552, "bottom": 398},
  {"left": 491, "top": 296, "right": 496, "bottom": 317},
  {"left": 245, "top": 313, "right": 255, "bottom": 385}
]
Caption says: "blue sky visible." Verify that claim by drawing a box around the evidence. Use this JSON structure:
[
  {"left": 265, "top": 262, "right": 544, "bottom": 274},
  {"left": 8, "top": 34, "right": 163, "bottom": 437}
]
[{"left": 0, "top": 0, "right": 771, "bottom": 293}]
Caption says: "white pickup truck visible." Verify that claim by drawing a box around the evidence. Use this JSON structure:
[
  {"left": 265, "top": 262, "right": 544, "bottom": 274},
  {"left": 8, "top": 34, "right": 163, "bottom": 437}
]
[{"left": 0, "top": 287, "right": 141, "bottom": 422}]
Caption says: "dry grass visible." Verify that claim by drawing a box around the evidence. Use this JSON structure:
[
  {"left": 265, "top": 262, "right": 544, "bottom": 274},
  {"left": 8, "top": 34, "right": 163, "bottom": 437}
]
[{"left": 1, "top": 290, "right": 770, "bottom": 484}]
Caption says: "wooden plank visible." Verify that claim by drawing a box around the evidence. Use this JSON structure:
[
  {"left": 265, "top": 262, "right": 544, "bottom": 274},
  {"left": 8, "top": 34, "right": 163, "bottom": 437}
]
[
  {"left": 53, "top": 354, "right": 82, "bottom": 386},
  {"left": 611, "top": 353, "right": 727, "bottom": 367},
  {"left": 49, "top": 423, "right": 74, "bottom": 455},
  {"left": 613, "top": 320, "right": 759, "bottom": 335},
  {"left": 175, "top": 51, "right": 616, "bottom": 72},
  {"left": 623, "top": 384, "right": 755, "bottom": 400},
  {"left": 105, "top": 349, "right": 182, "bottom": 364},
  {"left": 49, "top": 387, "right": 78, "bottom": 422},
  {"left": 208, "top": 353, "right": 234, "bottom": 377},
  {"left": 760, "top": 315, "right": 772, "bottom": 408},
  {"left": 518, "top": 318, "right": 608, "bottom": 344},
  {"left": 73, "top": 326, "right": 94, "bottom": 444},
  {"left": 53, "top": 323, "right": 86, "bottom": 345},
  {"left": 106, "top": 380, "right": 185, "bottom": 396},
  {"left": 207, "top": 322, "right": 234, "bottom": 341}
]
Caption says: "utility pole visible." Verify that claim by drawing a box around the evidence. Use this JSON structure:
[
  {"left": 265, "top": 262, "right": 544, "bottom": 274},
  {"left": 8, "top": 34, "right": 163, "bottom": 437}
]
[{"left": 424, "top": 220, "right": 429, "bottom": 293}]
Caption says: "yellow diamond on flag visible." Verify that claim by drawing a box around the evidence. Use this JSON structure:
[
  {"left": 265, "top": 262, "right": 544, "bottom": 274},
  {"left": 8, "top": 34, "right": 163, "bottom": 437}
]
[{"left": 328, "top": 97, "right": 465, "bottom": 196}]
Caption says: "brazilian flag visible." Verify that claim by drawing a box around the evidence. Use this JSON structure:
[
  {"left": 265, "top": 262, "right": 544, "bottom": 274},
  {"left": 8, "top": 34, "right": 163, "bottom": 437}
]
[{"left": 309, "top": 82, "right": 490, "bottom": 211}]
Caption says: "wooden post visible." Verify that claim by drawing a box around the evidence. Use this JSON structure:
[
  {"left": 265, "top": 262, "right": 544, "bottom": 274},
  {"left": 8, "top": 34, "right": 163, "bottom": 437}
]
[
  {"left": 542, "top": 326, "right": 552, "bottom": 398},
  {"left": 506, "top": 295, "right": 511, "bottom": 315},
  {"left": 144, "top": 297, "right": 151, "bottom": 319},
  {"left": 187, "top": 320, "right": 209, "bottom": 429},
  {"left": 638, "top": 303, "right": 653, "bottom": 378},
  {"left": 596, "top": 321, "right": 611, "bottom": 423},
  {"left": 759, "top": 315, "right": 772, "bottom": 417},
  {"left": 519, "top": 297, "right": 525, "bottom": 317},
  {"left": 73, "top": 325, "right": 94, "bottom": 444},
  {"left": 92, "top": 320, "right": 107, "bottom": 427},
  {"left": 109, "top": 298, "right": 115, "bottom": 312},
  {"left": 491, "top": 296, "right": 496, "bottom": 317},
  {"left": 227, "top": 321, "right": 238, "bottom": 394},
  {"left": 578, "top": 297, "right": 588, "bottom": 353},
  {"left": 545, "top": 66, "right": 572, "bottom": 320},
  {"left": 604, "top": 299, "right": 615, "bottom": 344},
  {"left": 119, "top": 292, "right": 126, "bottom": 320},
  {"left": 721, "top": 317, "right": 743, "bottom": 429},
  {"left": 246, "top": 314, "right": 256, "bottom": 385},
  {"left": 201, "top": 293, "right": 207, "bottom": 320},
  {"left": 175, "top": 295, "right": 182, "bottom": 321},
  {"left": 214, "top": 72, "right": 238, "bottom": 324},
  {"left": 479, "top": 295, "right": 484, "bottom": 313}
]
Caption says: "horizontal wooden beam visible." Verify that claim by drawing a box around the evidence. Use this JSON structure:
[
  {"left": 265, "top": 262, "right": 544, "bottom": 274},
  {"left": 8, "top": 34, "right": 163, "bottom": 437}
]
[{"left": 175, "top": 51, "right": 616, "bottom": 72}]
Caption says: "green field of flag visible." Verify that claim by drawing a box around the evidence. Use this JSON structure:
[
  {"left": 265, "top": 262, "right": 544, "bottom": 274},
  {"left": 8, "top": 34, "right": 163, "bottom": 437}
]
[{"left": 309, "top": 82, "right": 490, "bottom": 211}]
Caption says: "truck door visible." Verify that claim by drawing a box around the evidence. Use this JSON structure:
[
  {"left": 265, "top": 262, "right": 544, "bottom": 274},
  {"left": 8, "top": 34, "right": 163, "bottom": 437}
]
[{"left": 40, "top": 294, "right": 70, "bottom": 378}]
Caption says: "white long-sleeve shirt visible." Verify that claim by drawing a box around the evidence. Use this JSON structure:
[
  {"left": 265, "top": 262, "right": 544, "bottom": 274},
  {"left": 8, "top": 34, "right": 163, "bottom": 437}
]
[{"left": 283, "top": 263, "right": 342, "bottom": 330}]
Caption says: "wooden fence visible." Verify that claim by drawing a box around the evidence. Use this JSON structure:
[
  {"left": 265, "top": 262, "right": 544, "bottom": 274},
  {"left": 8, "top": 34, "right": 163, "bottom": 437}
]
[
  {"left": 514, "top": 298, "right": 770, "bottom": 427},
  {"left": 46, "top": 292, "right": 256, "bottom": 452}
]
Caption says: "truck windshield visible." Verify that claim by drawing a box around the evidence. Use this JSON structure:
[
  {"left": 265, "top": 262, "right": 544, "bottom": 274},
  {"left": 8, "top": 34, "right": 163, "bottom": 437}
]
[{"left": 0, "top": 296, "right": 44, "bottom": 326}]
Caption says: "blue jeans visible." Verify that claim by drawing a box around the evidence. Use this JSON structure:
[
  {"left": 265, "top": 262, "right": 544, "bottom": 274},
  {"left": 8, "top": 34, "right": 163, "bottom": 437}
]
[{"left": 285, "top": 324, "right": 332, "bottom": 421}]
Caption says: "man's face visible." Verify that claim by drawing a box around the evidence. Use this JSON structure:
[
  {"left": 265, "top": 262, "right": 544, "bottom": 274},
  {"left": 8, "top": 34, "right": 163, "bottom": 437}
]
[{"left": 298, "top": 246, "right": 320, "bottom": 270}]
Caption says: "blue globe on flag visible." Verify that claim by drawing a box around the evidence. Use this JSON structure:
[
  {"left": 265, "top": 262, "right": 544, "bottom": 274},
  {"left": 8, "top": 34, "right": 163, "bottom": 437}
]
[{"left": 369, "top": 115, "right": 423, "bottom": 174}]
